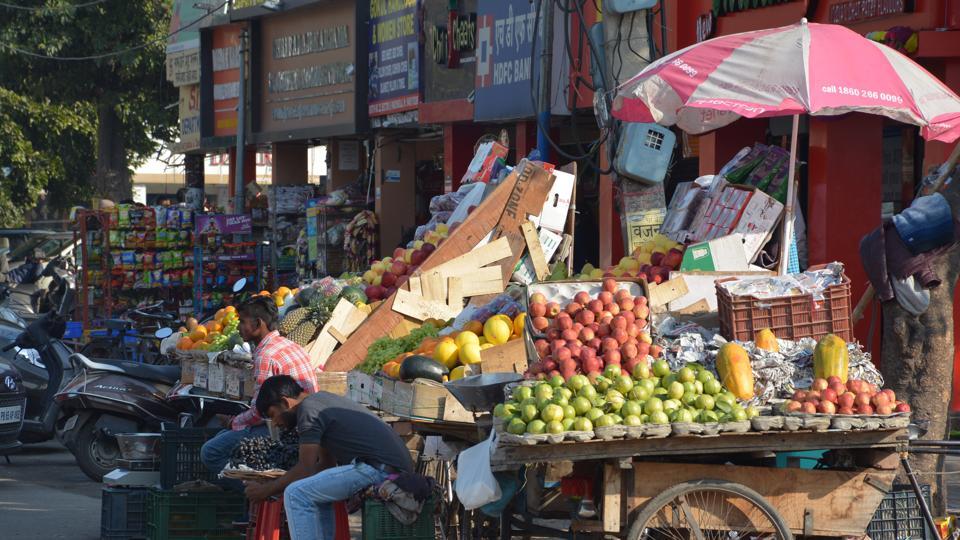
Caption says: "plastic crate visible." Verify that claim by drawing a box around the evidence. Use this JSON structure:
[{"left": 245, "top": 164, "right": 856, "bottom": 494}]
[
  {"left": 159, "top": 423, "right": 223, "bottom": 489},
  {"left": 716, "top": 264, "right": 853, "bottom": 342},
  {"left": 866, "top": 484, "right": 934, "bottom": 540},
  {"left": 102, "top": 486, "right": 150, "bottom": 540},
  {"left": 146, "top": 490, "right": 246, "bottom": 540},
  {"left": 362, "top": 497, "right": 434, "bottom": 540}
]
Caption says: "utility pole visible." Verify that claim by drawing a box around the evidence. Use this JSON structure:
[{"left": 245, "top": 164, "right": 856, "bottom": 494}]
[
  {"left": 234, "top": 28, "right": 248, "bottom": 214},
  {"left": 536, "top": 0, "right": 554, "bottom": 162}
]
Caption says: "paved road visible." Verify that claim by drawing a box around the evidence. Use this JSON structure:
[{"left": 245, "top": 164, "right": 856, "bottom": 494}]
[{"left": 0, "top": 441, "right": 100, "bottom": 539}]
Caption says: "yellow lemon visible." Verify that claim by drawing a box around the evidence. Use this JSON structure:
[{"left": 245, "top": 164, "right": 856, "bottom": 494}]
[
  {"left": 478, "top": 336, "right": 488, "bottom": 346},
  {"left": 433, "top": 340, "right": 460, "bottom": 369},
  {"left": 276, "top": 286, "right": 292, "bottom": 297},
  {"left": 483, "top": 317, "right": 512, "bottom": 346},
  {"left": 493, "top": 314, "right": 513, "bottom": 326},
  {"left": 513, "top": 313, "right": 526, "bottom": 336},
  {"left": 450, "top": 365, "right": 467, "bottom": 381},
  {"left": 460, "top": 342, "right": 482, "bottom": 365},
  {"left": 455, "top": 331, "right": 480, "bottom": 349}
]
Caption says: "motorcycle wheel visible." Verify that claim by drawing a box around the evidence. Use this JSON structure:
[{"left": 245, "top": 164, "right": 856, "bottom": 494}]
[{"left": 74, "top": 418, "right": 120, "bottom": 482}]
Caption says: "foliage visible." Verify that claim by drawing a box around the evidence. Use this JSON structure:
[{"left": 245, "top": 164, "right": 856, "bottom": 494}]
[
  {"left": 0, "top": 88, "right": 94, "bottom": 226},
  {"left": 359, "top": 324, "right": 440, "bottom": 374},
  {"left": 0, "top": 0, "right": 177, "bottom": 207}
]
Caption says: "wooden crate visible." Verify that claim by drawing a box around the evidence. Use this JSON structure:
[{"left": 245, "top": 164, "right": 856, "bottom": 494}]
[
  {"left": 380, "top": 378, "right": 474, "bottom": 424},
  {"left": 325, "top": 161, "right": 556, "bottom": 372},
  {"left": 315, "top": 371, "right": 348, "bottom": 396}
]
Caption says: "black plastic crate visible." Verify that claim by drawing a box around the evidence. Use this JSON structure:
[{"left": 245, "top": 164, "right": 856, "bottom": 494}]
[
  {"left": 101, "top": 486, "right": 150, "bottom": 540},
  {"left": 867, "top": 484, "right": 934, "bottom": 540},
  {"left": 159, "top": 423, "right": 223, "bottom": 489},
  {"left": 362, "top": 497, "right": 435, "bottom": 540},
  {"left": 146, "top": 489, "right": 245, "bottom": 540}
]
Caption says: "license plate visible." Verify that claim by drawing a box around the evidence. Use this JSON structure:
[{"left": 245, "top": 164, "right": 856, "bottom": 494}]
[{"left": 0, "top": 405, "right": 21, "bottom": 424}]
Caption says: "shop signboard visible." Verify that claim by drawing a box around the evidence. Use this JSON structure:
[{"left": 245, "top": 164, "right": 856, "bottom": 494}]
[
  {"left": 828, "top": 0, "right": 912, "bottom": 24},
  {"left": 256, "top": 0, "right": 362, "bottom": 141},
  {"left": 472, "top": 0, "right": 570, "bottom": 121},
  {"left": 368, "top": 0, "right": 421, "bottom": 123},
  {"left": 196, "top": 214, "right": 253, "bottom": 236},
  {"left": 422, "top": 0, "right": 477, "bottom": 103},
  {"left": 175, "top": 84, "right": 201, "bottom": 153},
  {"left": 166, "top": 1, "right": 211, "bottom": 87},
  {"left": 210, "top": 24, "right": 242, "bottom": 138}
]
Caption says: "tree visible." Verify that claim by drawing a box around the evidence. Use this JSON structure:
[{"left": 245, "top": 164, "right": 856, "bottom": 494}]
[
  {"left": 880, "top": 157, "right": 960, "bottom": 516},
  {"left": 0, "top": 0, "right": 177, "bottom": 205},
  {"left": 0, "top": 88, "right": 94, "bottom": 226}
]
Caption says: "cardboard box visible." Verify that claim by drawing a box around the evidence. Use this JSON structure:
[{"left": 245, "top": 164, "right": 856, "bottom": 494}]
[
  {"left": 380, "top": 378, "right": 474, "bottom": 424},
  {"left": 315, "top": 371, "right": 348, "bottom": 396},
  {"left": 479, "top": 338, "right": 528, "bottom": 374},
  {"left": 667, "top": 270, "right": 775, "bottom": 313},
  {"left": 347, "top": 370, "right": 383, "bottom": 408},
  {"left": 680, "top": 234, "right": 749, "bottom": 272},
  {"left": 535, "top": 169, "right": 575, "bottom": 235}
]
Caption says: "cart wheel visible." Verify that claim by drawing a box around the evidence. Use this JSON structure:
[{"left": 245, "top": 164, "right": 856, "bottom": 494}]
[{"left": 627, "top": 479, "right": 793, "bottom": 540}]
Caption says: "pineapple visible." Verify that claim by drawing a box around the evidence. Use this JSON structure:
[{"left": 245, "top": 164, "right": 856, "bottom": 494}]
[
  {"left": 280, "top": 307, "right": 309, "bottom": 335},
  {"left": 287, "top": 320, "right": 319, "bottom": 346}
]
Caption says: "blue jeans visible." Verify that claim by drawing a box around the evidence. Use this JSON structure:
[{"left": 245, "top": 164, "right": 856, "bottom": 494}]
[
  {"left": 285, "top": 462, "right": 389, "bottom": 540},
  {"left": 200, "top": 425, "right": 270, "bottom": 490}
]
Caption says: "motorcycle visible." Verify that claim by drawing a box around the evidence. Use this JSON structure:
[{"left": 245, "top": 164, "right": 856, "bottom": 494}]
[{"left": 0, "top": 256, "right": 73, "bottom": 327}]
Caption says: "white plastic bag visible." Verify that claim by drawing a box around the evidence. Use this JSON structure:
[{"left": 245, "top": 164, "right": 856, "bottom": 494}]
[{"left": 454, "top": 431, "right": 501, "bottom": 510}]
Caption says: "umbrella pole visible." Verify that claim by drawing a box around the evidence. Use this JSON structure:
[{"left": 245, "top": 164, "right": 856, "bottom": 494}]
[{"left": 779, "top": 114, "right": 801, "bottom": 275}]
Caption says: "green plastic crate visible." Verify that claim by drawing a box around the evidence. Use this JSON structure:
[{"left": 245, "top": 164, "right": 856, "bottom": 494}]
[
  {"left": 146, "top": 490, "right": 245, "bottom": 540},
  {"left": 362, "top": 497, "right": 434, "bottom": 540}
]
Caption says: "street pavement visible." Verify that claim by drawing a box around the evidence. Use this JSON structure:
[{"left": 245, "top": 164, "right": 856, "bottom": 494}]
[{"left": 0, "top": 441, "right": 101, "bottom": 539}]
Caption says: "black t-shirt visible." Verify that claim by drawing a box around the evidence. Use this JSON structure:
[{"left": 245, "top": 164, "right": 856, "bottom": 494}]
[{"left": 296, "top": 392, "right": 414, "bottom": 473}]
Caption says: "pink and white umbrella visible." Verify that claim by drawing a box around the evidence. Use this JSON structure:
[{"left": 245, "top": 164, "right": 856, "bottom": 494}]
[
  {"left": 612, "top": 19, "right": 960, "bottom": 143},
  {"left": 611, "top": 19, "right": 960, "bottom": 273}
]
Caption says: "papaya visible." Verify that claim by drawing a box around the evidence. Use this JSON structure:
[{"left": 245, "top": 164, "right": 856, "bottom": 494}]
[
  {"left": 813, "top": 334, "right": 849, "bottom": 383},
  {"left": 716, "top": 342, "right": 755, "bottom": 400},
  {"left": 755, "top": 328, "right": 779, "bottom": 352}
]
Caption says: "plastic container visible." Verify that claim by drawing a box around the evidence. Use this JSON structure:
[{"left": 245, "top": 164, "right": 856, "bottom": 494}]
[
  {"left": 716, "top": 264, "right": 853, "bottom": 342},
  {"left": 146, "top": 490, "right": 245, "bottom": 540},
  {"left": 614, "top": 122, "right": 677, "bottom": 185},
  {"left": 774, "top": 450, "right": 824, "bottom": 470},
  {"left": 362, "top": 497, "right": 435, "bottom": 540},
  {"left": 101, "top": 486, "right": 150, "bottom": 540},
  {"left": 159, "top": 424, "right": 222, "bottom": 489},
  {"left": 866, "top": 484, "right": 934, "bottom": 540}
]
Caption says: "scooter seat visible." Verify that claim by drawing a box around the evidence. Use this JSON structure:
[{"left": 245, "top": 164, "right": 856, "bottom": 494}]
[{"left": 113, "top": 361, "right": 181, "bottom": 385}]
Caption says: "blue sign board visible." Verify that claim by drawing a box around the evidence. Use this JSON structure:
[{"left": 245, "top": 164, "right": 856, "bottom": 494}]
[
  {"left": 474, "top": 0, "right": 544, "bottom": 121},
  {"left": 368, "top": 0, "right": 421, "bottom": 120}
]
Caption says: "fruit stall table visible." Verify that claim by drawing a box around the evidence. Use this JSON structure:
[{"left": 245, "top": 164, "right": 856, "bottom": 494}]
[{"left": 488, "top": 426, "right": 908, "bottom": 538}]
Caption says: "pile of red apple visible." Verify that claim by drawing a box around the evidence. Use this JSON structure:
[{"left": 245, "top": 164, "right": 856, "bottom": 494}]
[
  {"left": 527, "top": 278, "right": 663, "bottom": 381},
  {"left": 784, "top": 377, "right": 911, "bottom": 416},
  {"left": 361, "top": 243, "right": 438, "bottom": 301}
]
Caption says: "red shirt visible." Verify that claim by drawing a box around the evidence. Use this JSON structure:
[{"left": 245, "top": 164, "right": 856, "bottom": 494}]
[{"left": 231, "top": 330, "right": 319, "bottom": 430}]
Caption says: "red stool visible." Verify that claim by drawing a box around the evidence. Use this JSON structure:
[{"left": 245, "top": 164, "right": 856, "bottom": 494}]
[{"left": 248, "top": 499, "right": 350, "bottom": 540}]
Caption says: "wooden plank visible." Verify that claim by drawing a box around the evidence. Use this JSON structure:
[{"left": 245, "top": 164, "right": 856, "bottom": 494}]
[
  {"left": 491, "top": 162, "right": 557, "bottom": 284},
  {"left": 677, "top": 298, "right": 711, "bottom": 315},
  {"left": 325, "top": 164, "right": 538, "bottom": 371},
  {"left": 428, "top": 237, "right": 513, "bottom": 280},
  {"left": 392, "top": 288, "right": 461, "bottom": 322},
  {"left": 602, "top": 462, "right": 622, "bottom": 534},
  {"left": 462, "top": 279, "right": 506, "bottom": 297},
  {"left": 624, "top": 462, "right": 894, "bottom": 536},
  {"left": 408, "top": 276, "right": 422, "bottom": 295},
  {"left": 647, "top": 276, "right": 689, "bottom": 307},
  {"left": 328, "top": 327, "right": 349, "bottom": 345},
  {"left": 420, "top": 271, "right": 445, "bottom": 302},
  {"left": 521, "top": 221, "right": 550, "bottom": 281},
  {"left": 490, "top": 428, "right": 905, "bottom": 469},
  {"left": 479, "top": 338, "right": 528, "bottom": 374},
  {"left": 447, "top": 277, "right": 463, "bottom": 308},
  {"left": 307, "top": 299, "right": 367, "bottom": 368}
]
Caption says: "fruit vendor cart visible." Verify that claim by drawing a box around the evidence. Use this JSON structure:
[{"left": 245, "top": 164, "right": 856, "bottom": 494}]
[{"left": 487, "top": 426, "right": 914, "bottom": 539}]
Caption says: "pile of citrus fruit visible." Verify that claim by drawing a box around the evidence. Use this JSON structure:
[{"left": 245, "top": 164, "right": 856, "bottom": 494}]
[{"left": 175, "top": 306, "right": 241, "bottom": 352}]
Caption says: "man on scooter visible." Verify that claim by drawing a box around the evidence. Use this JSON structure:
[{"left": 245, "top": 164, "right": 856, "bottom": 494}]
[
  {"left": 245, "top": 375, "right": 414, "bottom": 540},
  {"left": 201, "top": 296, "right": 319, "bottom": 482}
]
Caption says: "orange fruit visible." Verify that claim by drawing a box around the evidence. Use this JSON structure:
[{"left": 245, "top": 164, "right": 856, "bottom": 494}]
[
  {"left": 464, "top": 320, "right": 484, "bottom": 335},
  {"left": 225, "top": 305, "right": 236, "bottom": 313},
  {"left": 189, "top": 326, "right": 207, "bottom": 342},
  {"left": 214, "top": 309, "right": 226, "bottom": 321},
  {"left": 185, "top": 317, "right": 199, "bottom": 331},
  {"left": 177, "top": 326, "right": 188, "bottom": 333},
  {"left": 259, "top": 290, "right": 271, "bottom": 296},
  {"left": 177, "top": 337, "right": 193, "bottom": 350}
]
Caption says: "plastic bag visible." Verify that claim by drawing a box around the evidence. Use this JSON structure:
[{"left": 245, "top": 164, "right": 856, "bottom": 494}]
[{"left": 454, "top": 431, "right": 502, "bottom": 510}]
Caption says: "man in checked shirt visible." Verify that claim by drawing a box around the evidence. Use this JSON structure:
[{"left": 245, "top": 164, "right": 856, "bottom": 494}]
[{"left": 201, "top": 295, "right": 319, "bottom": 482}]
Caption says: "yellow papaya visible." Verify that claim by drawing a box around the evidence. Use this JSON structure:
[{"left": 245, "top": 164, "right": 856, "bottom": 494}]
[
  {"left": 716, "top": 342, "right": 755, "bottom": 400},
  {"left": 755, "top": 328, "right": 779, "bottom": 352},
  {"left": 813, "top": 334, "right": 849, "bottom": 383}
]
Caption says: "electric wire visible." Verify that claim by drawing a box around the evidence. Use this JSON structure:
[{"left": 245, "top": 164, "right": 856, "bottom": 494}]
[{"left": 0, "top": 0, "right": 107, "bottom": 11}]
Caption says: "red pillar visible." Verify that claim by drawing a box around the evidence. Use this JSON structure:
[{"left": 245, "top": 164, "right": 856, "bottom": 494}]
[{"left": 807, "top": 114, "right": 884, "bottom": 351}]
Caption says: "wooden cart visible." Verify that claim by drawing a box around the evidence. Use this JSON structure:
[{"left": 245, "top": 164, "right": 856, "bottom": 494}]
[{"left": 488, "top": 427, "right": 908, "bottom": 539}]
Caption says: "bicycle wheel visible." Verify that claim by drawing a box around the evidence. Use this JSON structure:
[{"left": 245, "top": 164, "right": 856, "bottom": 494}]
[{"left": 627, "top": 479, "right": 793, "bottom": 540}]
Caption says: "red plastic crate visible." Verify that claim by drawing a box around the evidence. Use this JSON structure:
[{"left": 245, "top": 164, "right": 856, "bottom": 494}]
[{"left": 716, "top": 265, "right": 853, "bottom": 343}]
